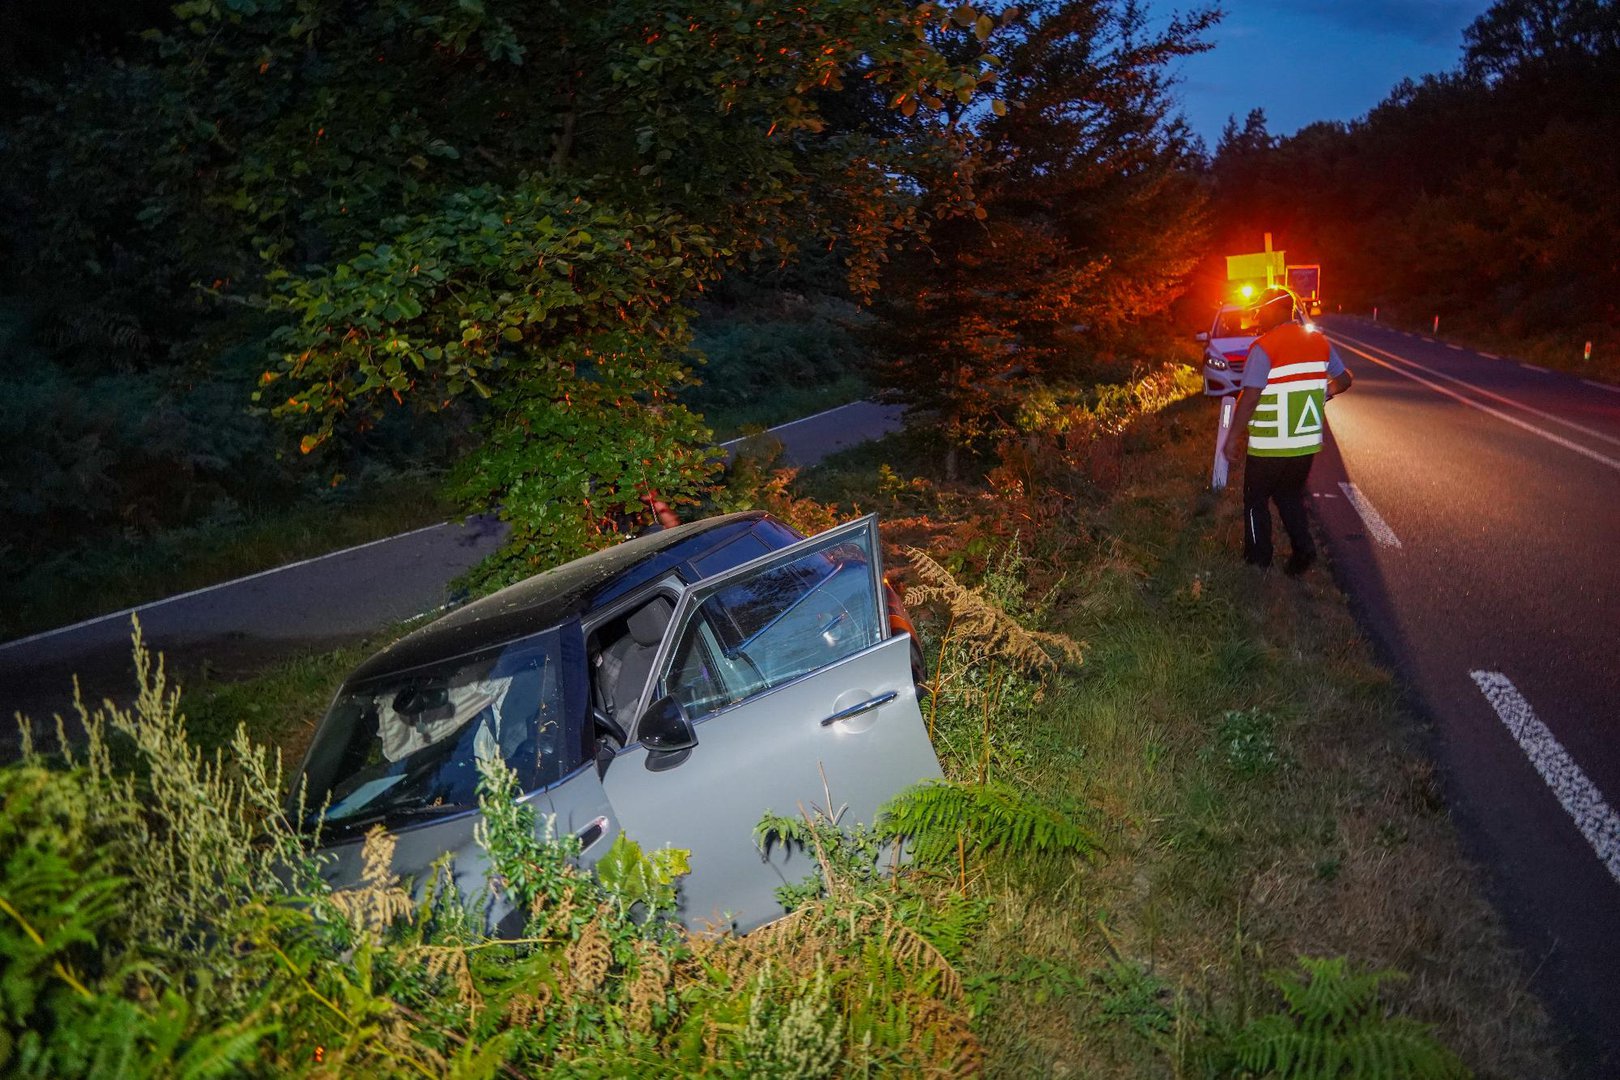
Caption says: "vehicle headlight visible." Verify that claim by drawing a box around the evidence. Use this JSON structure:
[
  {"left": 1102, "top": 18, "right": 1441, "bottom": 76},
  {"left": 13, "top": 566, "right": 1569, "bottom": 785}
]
[{"left": 1207, "top": 356, "right": 1228, "bottom": 371}]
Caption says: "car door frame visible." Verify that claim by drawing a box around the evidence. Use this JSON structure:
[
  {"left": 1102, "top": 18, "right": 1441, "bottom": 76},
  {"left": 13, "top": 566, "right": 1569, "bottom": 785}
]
[
  {"left": 619, "top": 514, "right": 893, "bottom": 740},
  {"left": 598, "top": 513, "right": 941, "bottom": 932}
]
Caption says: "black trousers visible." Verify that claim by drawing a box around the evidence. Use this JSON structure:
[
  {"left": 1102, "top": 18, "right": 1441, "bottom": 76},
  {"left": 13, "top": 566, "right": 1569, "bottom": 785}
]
[{"left": 1242, "top": 454, "right": 1315, "bottom": 568}]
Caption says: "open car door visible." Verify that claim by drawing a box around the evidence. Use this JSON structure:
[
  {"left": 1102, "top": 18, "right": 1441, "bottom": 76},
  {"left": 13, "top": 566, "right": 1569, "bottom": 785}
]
[{"left": 599, "top": 514, "right": 941, "bottom": 932}]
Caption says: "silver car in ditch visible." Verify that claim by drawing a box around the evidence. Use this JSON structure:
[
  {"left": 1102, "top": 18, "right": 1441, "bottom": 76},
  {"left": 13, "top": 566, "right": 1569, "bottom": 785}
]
[{"left": 291, "top": 511, "right": 940, "bottom": 933}]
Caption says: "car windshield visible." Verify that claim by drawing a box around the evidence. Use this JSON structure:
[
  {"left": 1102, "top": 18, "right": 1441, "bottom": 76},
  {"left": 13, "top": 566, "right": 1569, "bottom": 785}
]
[
  {"left": 1214, "top": 307, "right": 1259, "bottom": 338},
  {"left": 294, "top": 626, "right": 588, "bottom": 837}
]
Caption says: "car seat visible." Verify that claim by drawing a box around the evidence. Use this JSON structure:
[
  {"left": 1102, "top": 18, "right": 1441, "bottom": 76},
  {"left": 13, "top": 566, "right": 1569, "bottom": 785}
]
[{"left": 597, "top": 595, "right": 674, "bottom": 728}]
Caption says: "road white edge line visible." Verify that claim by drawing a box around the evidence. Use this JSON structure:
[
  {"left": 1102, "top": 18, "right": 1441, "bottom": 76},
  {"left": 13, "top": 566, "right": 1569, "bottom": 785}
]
[
  {"left": 1332, "top": 333, "right": 1620, "bottom": 463},
  {"left": 1341, "top": 331, "right": 1620, "bottom": 446},
  {"left": 1336, "top": 483, "right": 1402, "bottom": 547},
  {"left": 1521, "top": 362, "right": 1547, "bottom": 373},
  {"left": 9, "top": 399, "right": 895, "bottom": 651},
  {"left": 1471, "top": 671, "right": 1620, "bottom": 886},
  {"left": 1583, "top": 379, "right": 1620, "bottom": 394},
  {"left": 0, "top": 521, "right": 455, "bottom": 652},
  {"left": 719, "top": 398, "right": 892, "bottom": 448}
]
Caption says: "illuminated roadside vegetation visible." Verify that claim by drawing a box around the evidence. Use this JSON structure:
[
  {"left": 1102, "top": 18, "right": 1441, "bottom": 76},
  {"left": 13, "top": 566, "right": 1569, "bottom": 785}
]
[
  {"left": 4, "top": 636, "right": 990, "bottom": 1076},
  {"left": 796, "top": 382, "right": 1557, "bottom": 1077},
  {"left": 0, "top": 0, "right": 1006, "bottom": 622},
  {"left": 5, "top": 366, "right": 1560, "bottom": 1075}
]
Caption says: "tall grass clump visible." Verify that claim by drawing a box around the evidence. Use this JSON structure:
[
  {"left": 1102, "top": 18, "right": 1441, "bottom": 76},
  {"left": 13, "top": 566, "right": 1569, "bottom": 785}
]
[
  {"left": 2, "top": 623, "right": 985, "bottom": 1076},
  {"left": 905, "top": 542, "right": 1083, "bottom": 784}
]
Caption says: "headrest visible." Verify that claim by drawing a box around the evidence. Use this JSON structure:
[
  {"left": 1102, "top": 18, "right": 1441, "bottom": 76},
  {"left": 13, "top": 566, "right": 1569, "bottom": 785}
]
[{"left": 626, "top": 596, "right": 674, "bottom": 647}]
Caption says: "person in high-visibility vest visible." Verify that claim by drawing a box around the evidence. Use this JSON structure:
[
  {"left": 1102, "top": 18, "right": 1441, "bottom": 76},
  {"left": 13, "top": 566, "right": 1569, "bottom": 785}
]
[{"left": 1222, "top": 289, "right": 1353, "bottom": 574}]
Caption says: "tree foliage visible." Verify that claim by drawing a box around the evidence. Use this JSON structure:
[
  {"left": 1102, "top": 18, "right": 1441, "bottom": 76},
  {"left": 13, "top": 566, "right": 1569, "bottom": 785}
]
[
  {"left": 873, "top": 0, "right": 1216, "bottom": 464},
  {"left": 1206, "top": 0, "right": 1619, "bottom": 360},
  {"left": 2, "top": 0, "right": 1004, "bottom": 580}
]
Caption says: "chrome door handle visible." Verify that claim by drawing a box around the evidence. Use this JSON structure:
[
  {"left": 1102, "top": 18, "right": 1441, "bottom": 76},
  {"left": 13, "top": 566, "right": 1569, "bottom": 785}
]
[
  {"left": 820, "top": 691, "right": 898, "bottom": 727},
  {"left": 576, "top": 815, "right": 608, "bottom": 852}
]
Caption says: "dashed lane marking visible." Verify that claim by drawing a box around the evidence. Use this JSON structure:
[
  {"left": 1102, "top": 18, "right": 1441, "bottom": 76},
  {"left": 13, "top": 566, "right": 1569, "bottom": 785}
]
[
  {"left": 1447, "top": 343, "right": 1464, "bottom": 351},
  {"left": 1521, "top": 362, "right": 1548, "bottom": 373},
  {"left": 1332, "top": 332, "right": 1620, "bottom": 462},
  {"left": 1338, "top": 334, "right": 1620, "bottom": 446},
  {"left": 1584, "top": 379, "right": 1620, "bottom": 394},
  {"left": 1471, "top": 671, "right": 1620, "bottom": 886},
  {"left": 1336, "top": 483, "right": 1402, "bottom": 547},
  {"left": 1480, "top": 351, "right": 1501, "bottom": 360}
]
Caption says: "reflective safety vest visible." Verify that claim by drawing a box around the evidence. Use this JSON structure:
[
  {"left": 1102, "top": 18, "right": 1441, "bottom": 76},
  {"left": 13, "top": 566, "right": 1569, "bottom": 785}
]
[{"left": 1246, "top": 324, "right": 1329, "bottom": 457}]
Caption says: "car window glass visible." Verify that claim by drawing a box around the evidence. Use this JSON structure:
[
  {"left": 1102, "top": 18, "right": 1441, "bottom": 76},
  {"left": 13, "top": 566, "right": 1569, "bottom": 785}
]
[
  {"left": 1215, "top": 308, "right": 1258, "bottom": 337},
  {"left": 690, "top": 532, "right": 770, "bottom": 577},
  {"left": 297, "top": 627, "right": 585, "bottom": 836},
  {"left": 664, "top": 613, "right": 751, "bottom": 715},
  {"left": 662, "top": 524, "right": 882, "bottom": 717}
]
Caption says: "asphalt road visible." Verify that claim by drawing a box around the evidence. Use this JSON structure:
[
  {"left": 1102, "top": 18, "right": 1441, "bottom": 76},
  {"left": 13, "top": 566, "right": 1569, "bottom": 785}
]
[
  {"left": 1307, "top": 316, "right": 1620, "bottom": 1074},
  {"left": 0, "top": 399, "right": 906, "bottom": 736}
]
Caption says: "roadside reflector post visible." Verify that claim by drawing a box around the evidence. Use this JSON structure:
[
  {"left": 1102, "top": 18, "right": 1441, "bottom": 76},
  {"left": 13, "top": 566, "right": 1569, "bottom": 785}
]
[
  {"left": 1373, "top": 306, "right": 1378, "bottom": 322},
  {"left": 1433, "top": 315, "right": 1440, "bottom": 334},
  {"left": 1212, "top": 395, "right": 1236, "bottom": 491},
  {"left": 1585, "top": 341, "right": 1594, "bottom": 361}
]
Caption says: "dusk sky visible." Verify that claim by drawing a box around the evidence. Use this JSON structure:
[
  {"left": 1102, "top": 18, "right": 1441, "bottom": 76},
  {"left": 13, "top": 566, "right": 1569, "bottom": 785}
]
[{"left": 1172, "top": 0, "right": 1495, "bottom": 148}]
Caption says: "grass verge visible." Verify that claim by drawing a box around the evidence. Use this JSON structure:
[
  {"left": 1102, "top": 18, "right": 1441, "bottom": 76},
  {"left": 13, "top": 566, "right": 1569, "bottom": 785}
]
[{"left": 796, "top": 393, "right": 1560, "bottom": 1077}]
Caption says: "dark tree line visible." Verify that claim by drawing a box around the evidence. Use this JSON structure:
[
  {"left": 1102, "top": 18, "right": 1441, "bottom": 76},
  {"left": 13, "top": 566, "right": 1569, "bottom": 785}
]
[
  {"left": 1204, "top": 0, "right": 1619, "bottom": 359},
  {"left": 0, "top": 0, "right": 997, "bottom": 581}
]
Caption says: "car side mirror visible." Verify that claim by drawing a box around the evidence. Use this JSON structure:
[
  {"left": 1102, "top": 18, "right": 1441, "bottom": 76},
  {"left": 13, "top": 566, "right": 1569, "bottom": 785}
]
[
  {"left": 1194, "top": 331, "right": 1209, "bottom": 343},
  {"left": 638, "top": 695, "right": 697, "bottom": 753}
]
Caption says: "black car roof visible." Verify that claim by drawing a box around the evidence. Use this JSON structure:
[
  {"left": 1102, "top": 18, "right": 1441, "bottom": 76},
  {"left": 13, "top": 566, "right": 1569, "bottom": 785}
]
[{"left": 345, "top": 511, "right": 783, "bottom": 685}]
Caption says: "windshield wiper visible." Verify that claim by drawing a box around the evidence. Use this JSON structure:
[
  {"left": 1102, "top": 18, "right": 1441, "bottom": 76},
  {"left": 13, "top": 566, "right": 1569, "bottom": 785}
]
[{"left": 310, "top": 800, "right": 471, "bottom": 839}]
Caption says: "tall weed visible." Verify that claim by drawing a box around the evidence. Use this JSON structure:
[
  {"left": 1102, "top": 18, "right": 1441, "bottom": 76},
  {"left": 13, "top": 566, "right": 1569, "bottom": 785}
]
[{"left": 3, "top": 627, "right": 982, "bottom": 1076}]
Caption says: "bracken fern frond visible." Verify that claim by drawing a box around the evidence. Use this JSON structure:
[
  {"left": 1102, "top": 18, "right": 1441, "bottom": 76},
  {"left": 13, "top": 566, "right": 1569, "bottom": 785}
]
[
  {"left": 1231, "top": 956, "right": 1469, "bottom": 1079},
  {"left": 905, "top": 548, "right": 1084, "bottom": 675},
  {"left": 878, "top": 779, "right": 1102, "bottom": 867}
]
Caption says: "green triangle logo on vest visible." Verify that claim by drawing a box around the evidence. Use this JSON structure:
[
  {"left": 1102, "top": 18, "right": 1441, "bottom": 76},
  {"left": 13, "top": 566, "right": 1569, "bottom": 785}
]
[{"left": 1294, "top": 394, "right": 1323, "bottom": 436}]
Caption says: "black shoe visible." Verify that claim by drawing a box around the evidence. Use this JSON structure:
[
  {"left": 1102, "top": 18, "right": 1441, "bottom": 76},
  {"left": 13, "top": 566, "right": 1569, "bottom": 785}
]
[{"left": 1284, "top": 551, "right": 1316, "bottom": 577}]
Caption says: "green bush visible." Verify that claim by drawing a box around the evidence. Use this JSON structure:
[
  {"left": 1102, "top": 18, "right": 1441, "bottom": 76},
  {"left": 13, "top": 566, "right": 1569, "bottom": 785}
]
[
  {"left": 686, "top": 296, "right": 874, "bottom": 435},
  {"left": 2, "top": 628, "right": 982, "bottom": 1076}
]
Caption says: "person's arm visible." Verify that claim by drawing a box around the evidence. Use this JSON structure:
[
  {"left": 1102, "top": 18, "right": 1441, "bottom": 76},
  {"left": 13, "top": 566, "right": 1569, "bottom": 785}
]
[
  {"left": 1325, "top": 343, "right": 1353, "bottom": 399},
  {"left": 1224, "top": 388, "right": 1263, "bottom": 462},
  {"left": 1224, "top": 342, "right": 1271, "bottom": 463}
]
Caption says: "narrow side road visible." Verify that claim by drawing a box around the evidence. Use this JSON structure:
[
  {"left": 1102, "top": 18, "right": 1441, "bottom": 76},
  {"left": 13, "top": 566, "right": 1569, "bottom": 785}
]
[
  {"left": 0, "top": 399, "right": 905, "bottom": 733},
  {"left": 1309, "top": 315, "right": 1620, "bottom": 1075}
]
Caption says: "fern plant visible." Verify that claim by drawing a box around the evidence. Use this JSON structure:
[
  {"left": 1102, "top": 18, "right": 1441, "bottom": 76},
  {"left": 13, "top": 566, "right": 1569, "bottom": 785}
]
[
  {"left": 8, "top": 628, "right": 988, "bottom": 1076},
  {"left": 1230, "top": 956, "right": 1469, "bottom": 1079},
  {"left": 878, "top": 779, "right": 1102, "bottom": 869}
]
